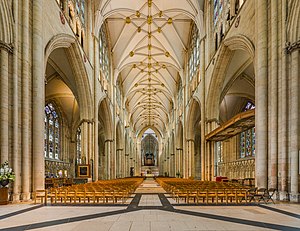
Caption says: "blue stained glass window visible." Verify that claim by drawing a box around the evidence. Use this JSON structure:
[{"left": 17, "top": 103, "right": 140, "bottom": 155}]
[{"left": 44, "top": 102, "right": 60, "bottom": 160}]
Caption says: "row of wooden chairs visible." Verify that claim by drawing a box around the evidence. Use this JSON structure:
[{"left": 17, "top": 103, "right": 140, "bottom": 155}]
[
  {"left": 34, "top": 178, "right": 143, "bottom": 205},
  {"left": 156, "top": 178, "right": 276, "bottom": 204}
]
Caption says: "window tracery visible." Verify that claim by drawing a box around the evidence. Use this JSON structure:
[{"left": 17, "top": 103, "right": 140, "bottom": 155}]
[
  {"left": 240, "top": 101, "right": 255, "bottom": 158},
  {"left": 44, "top": 102, "right": 60, "bottom": 160},
  {"left": 76, "top": 126, "right": 82, "bottom": 164},
  {"left": 188, "top": 23, "right": 200, "bottom": 80},
  {"left": 99, "top": 25, "right": 110, "bottom": 81}
]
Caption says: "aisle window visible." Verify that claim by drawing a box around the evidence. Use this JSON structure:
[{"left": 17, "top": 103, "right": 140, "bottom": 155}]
[
  {"left": 240, "top": 101, "right": 255, "bottom": 158},
  {"left": 76, "top": 127, "right": 82, "bottom": 164},
  {"left": 44, "top": 103, "right": 60, "bottom": 159}
]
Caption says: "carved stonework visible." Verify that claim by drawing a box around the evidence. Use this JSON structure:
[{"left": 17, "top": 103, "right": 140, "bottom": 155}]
[
  {"left": 218, "top": 158, "right": 255, "bottom": 179},
  {"left": 285, "top": 40, "right": 300, "bottom": 54},
  {"left": 0, "top": 41, "right": 13, "bottom": 53}
]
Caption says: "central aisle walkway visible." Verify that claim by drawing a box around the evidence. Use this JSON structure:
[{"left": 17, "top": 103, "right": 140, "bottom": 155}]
[
  {"left": 136, "top": 178, "right": 166, "bottom": 207},
  {"left": 134, "top": 178, "right": 166, "bottom": 194}
]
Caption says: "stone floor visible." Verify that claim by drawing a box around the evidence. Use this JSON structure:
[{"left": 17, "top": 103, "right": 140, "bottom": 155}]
[{"left": 0, "top": 179, "right": 299, "bottom": 231}]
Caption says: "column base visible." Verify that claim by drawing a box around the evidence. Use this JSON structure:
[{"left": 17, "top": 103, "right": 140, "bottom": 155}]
[
  {"left": 21, "top": 192, "right": 31, "bottom": 201},
  {"left": 289, "top": 193, "right": 300, "bottom": 202},
  {"left": 278, "top": 191, "right": 290, "bottom": 201},
  {"left": 12, "top": 193, "right": 21, "bottom": 202}
]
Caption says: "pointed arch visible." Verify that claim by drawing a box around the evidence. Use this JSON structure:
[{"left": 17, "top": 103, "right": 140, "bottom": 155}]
[
  {"left": 186, "top": 98, "right": 201, "bottom": 140},
  {"left": 206, "top": 35, "right": 255, "bottom": 120},
  {"left": 44, "top": 33, "right": 93, "bottom": 120},
  {"left": 98, "top": 97, "right": 113, "bottom": 139}
]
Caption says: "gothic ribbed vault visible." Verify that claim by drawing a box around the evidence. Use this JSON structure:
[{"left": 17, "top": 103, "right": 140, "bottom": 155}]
[{"left": 96, "top": 0, "right": 204, "bottom": 135}]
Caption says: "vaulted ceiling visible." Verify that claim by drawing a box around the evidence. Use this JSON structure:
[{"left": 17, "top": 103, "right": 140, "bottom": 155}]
[{"left": 96, "top": 0, "right": 204, "bottom": 136}]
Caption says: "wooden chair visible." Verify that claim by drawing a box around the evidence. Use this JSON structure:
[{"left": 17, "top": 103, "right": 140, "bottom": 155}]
[{"left": 33, "top": 190, "right": 48, "bottom": 205}]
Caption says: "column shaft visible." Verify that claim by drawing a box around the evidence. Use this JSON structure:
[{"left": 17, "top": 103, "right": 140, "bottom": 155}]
[
  {"left": 21, "top": 0, "right": 31, "bottom": 200},
  {"left": 12, "top": 0, "right": 20, "bottom": 201},
  {"left": 269, "top": 0, "right": 278, "bottom": 189},
  {"left": 278, "top": 0, "right": 288, "bottom": 200},
  {"left": 200, "top": 39, "right": 206, "bottom": 181},
  {"left": 0, "top": 49, "right": 9, "bottom": 163},
  {"left": 255, "top": 0, "right": 268, "bottom": 188},
  {"left": 290, "top": 50, "right": 299, "bottom": 201},
  {"left": 32, "top": 0, "right": 45, "bottom": 191}
]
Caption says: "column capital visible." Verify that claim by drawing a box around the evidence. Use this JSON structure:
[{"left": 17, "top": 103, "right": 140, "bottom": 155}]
[
  {"left": 0, "top": 41, "right": 13, "bottom": 53},
  {"left": 186, "top": 139, "right": 194, "bottom": 142},
  {"left": 104, "top": 139, "right": 114, "bottom": 143},
  {"left": 80, "top": 118, "right": 94, "bottom": 124}
]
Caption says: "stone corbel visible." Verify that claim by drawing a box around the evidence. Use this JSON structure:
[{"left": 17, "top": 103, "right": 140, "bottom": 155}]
[{"left": 285, "top": 40, "right": 300, "bottom": 54}]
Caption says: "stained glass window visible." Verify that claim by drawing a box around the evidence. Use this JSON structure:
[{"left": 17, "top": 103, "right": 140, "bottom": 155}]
[
  {"left": 99, "top": 26, "right": 110, "bottom": 80},
  {"left": 75, "top": 0, "right": 85, "bottom": 25},
  {"left": 44, "top": 103, "right": 60, "bottom": 160},
  {"left": 76, "top": 127, "right": 82, "bottom": 164},
  {"left": 216, "top": 141, "right": 223, "bottom": 162},
  {"left": 240, "top": 101, "right": 255, "bottom": 158},
  {"left": 188, "top": 23, "right": 200, "bottom": 80},
  {"left": 214, "top": 0, "right": 224, "bottom": 25},
  {"left": 243, "top": 101, "right": 255, "bottom": 111}
]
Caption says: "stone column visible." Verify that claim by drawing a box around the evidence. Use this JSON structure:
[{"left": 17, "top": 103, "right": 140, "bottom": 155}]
[
  {"left": 116, "top": 149, "right": 123, "bottom": 178},
  {"left": 167, "top": 140, "right": 171, "bottom": 175},
  {"left": 136, "top": 141, "right": 141, "bottom": 176},
  {"left": 81, "top": 121, "right": 89, "bottom": 163},
  {"left": 206, "top": 141, "right": 211, "bottom": 181},
  {"left": 88, "top": 122, "right": 93, "bottom": 178},
  {"left": 179, "top": 148, "right": 183, "bottom": 177},
  {"left": 170, "top": 154, "right": 175, "bottom": 177},
  {"left": 187, "top": 139, "right": 195, "bottom": 178},
  {"left": 111, "top": 140, "right": 116, "bottom": 179},
  {"left": 125, "top": 153, "right": 129, "bottom": 177},
  {"left": 12, "top": 0, "right": 20, "bottom": 201},
  {"left": 255, "top": 0, "right": 268, "bottom": 188},
  {"left": 278, "top": 0, "right": 288, "bottom": 200},
  {"left": 32, "top": 0, "right": 45, "bottom": 191},
  {"left": 120, "top": 149, "right": 124, "bottom": 178},
  {"left": 268, "top": 0, "right": 278, "bottom": 189},
  {"left": 104, "top": 140, "right": 111, "bottom": 179},
  {"left": 21, "top": 0, "right": 31, "bottom": 200},
  {"left": 120, "top": 149, "right": 124, "bottom": 177},
  {"left": 93, "top": 35, "right": 100, "bottom": 181},
  {"left": 175, "top": 148, "right": 179, "bottom": 175},
  {"left": 0, "top": 46, "right": 9, "bottom": 163},
  {"left": 290, "top": 50, "right": 299, "bottom": 202},
  {"left": 200, "top": 39, "right": 206, "bottom": 181}
]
